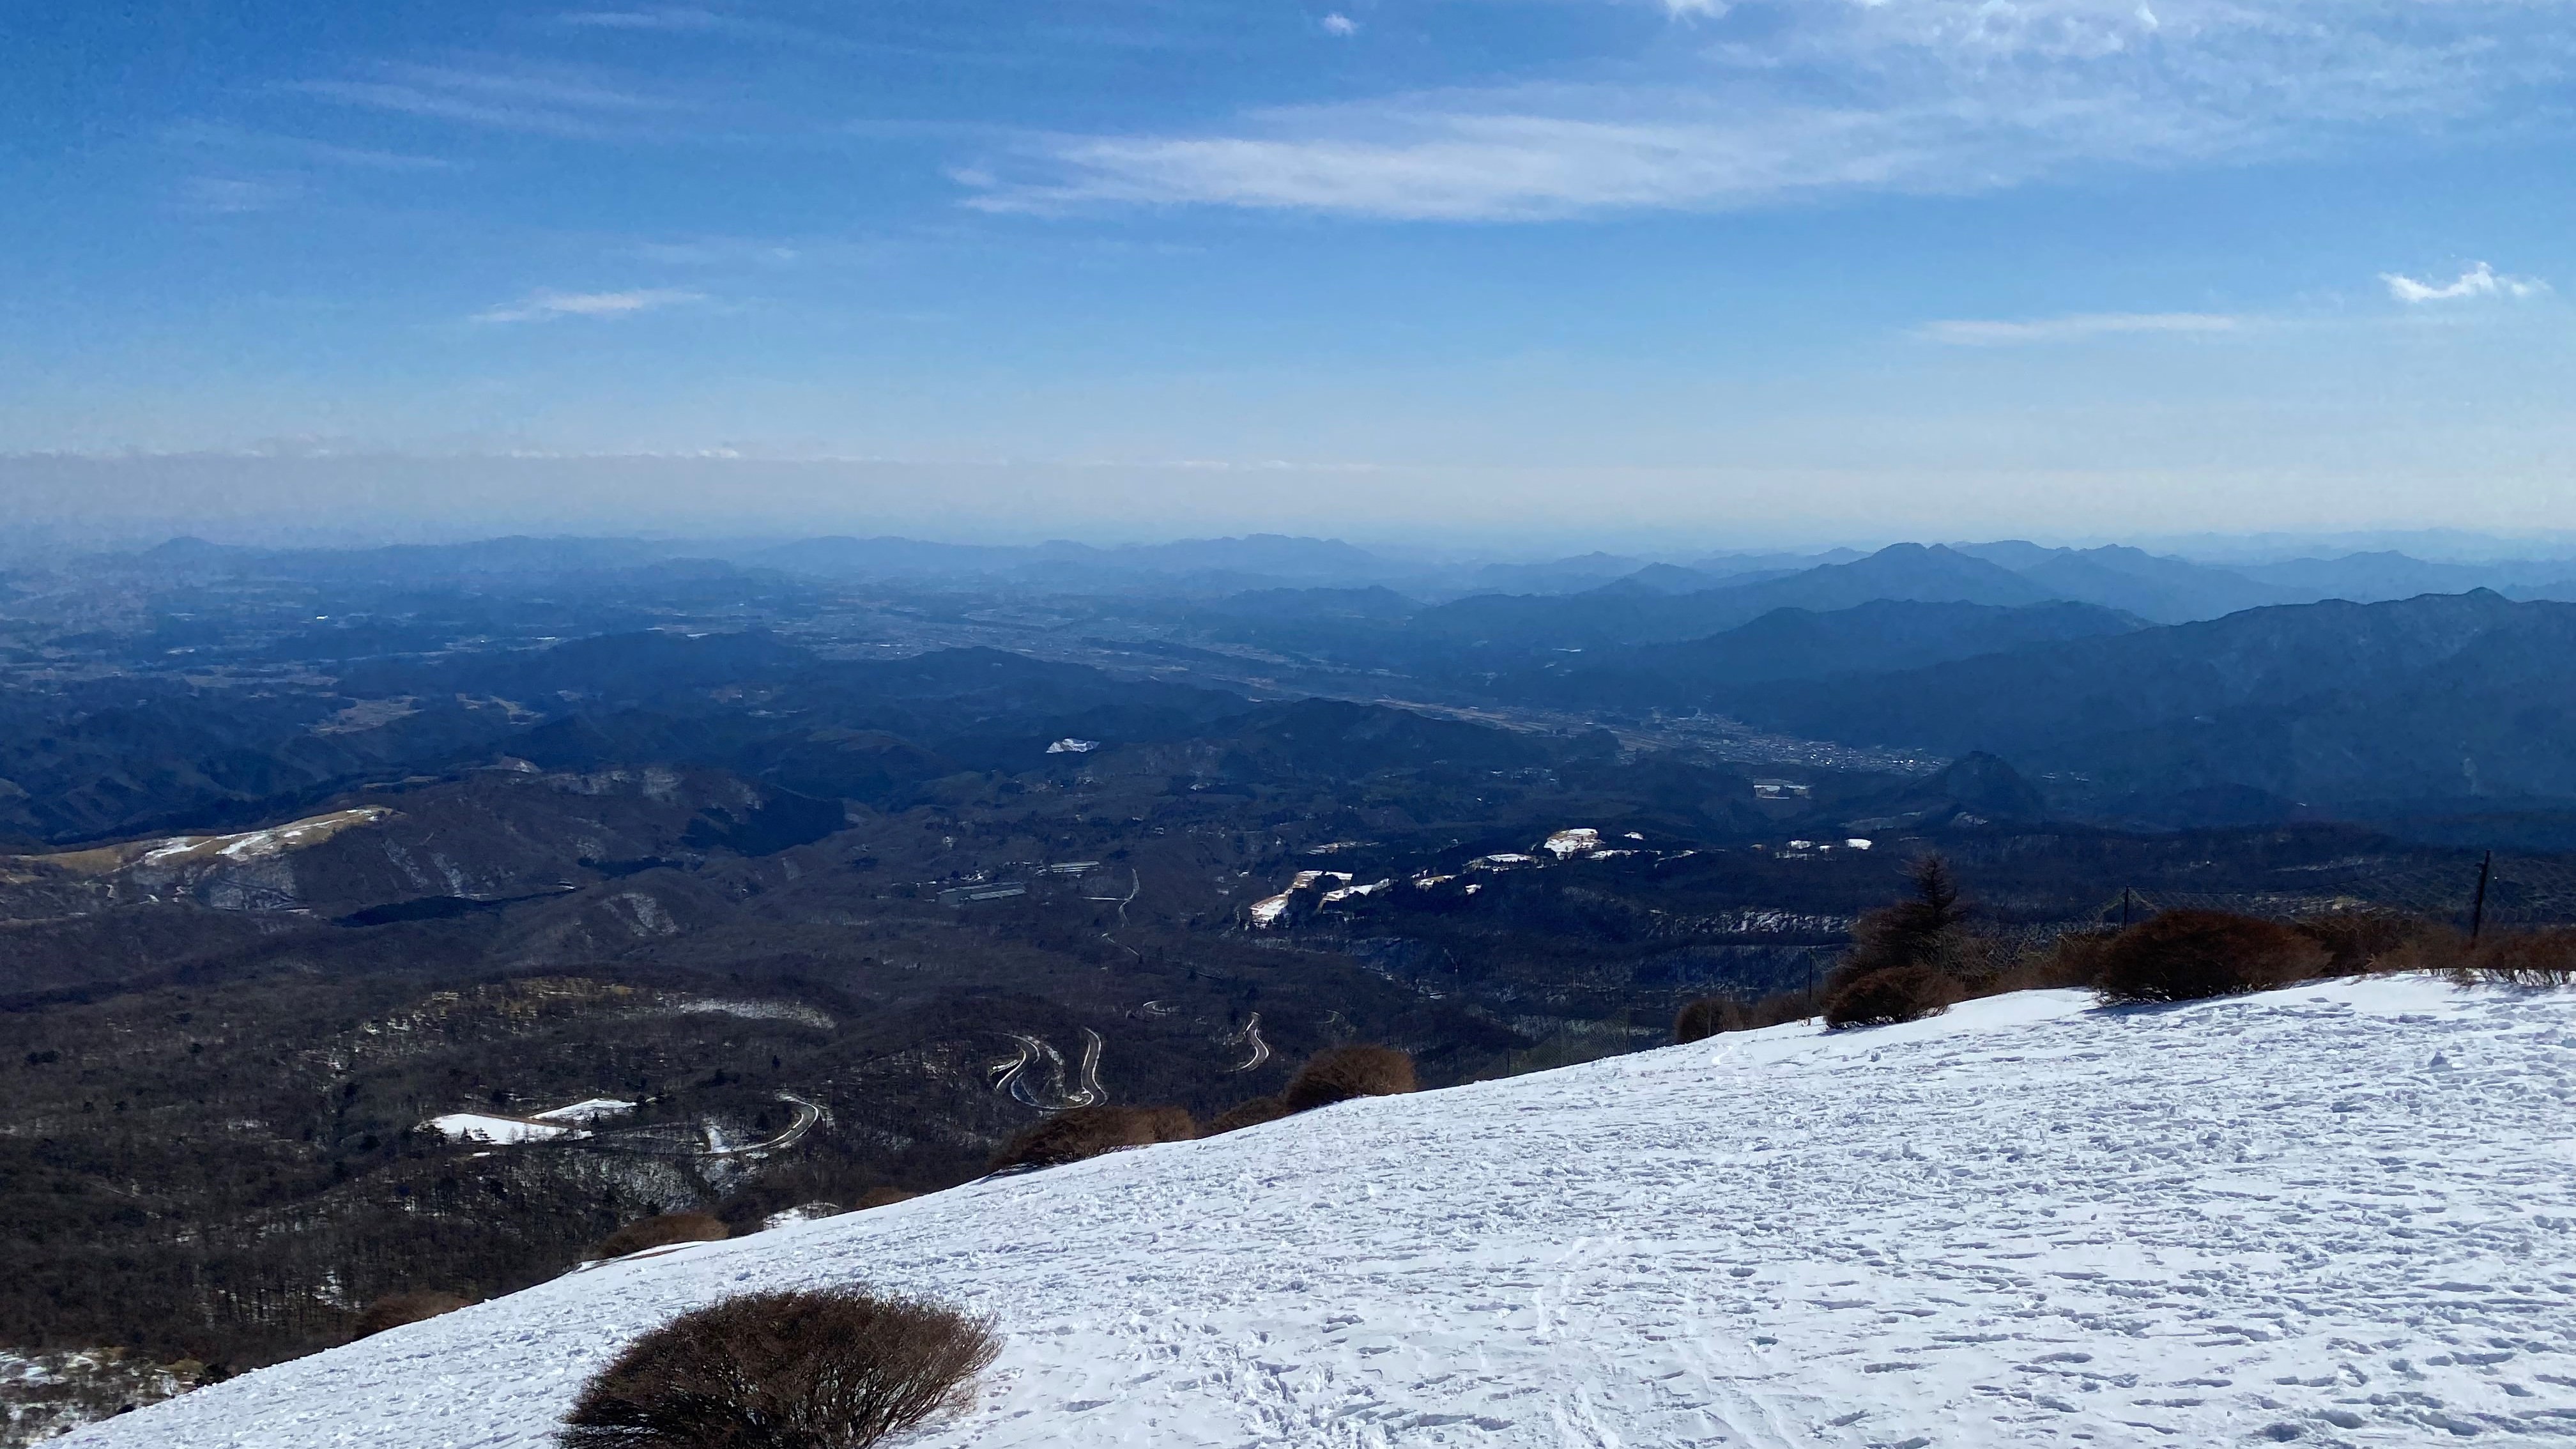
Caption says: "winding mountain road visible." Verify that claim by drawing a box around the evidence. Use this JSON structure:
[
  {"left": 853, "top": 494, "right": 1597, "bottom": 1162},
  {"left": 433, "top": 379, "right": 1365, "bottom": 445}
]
[
  {"left": 703, "top": 1093, "right": 823, "bottom": 1158},
  {"left": 991, "top": 1031, "right": 1106, "bottom": 1110},
  {"left": 1220, "top": 1012, "right": 1270, "bottom": 1073}
]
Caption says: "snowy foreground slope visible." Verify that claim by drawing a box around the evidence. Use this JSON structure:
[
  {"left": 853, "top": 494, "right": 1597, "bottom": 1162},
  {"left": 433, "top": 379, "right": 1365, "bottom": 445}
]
[{"left": 73, "top": 978, "right": 2576, "bottom": 1448}]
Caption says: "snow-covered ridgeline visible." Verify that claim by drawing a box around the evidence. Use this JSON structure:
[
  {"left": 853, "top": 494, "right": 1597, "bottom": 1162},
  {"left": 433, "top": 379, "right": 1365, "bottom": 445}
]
[{"left": 73, "top": 978, "right": 2576, "bottom": 1448}]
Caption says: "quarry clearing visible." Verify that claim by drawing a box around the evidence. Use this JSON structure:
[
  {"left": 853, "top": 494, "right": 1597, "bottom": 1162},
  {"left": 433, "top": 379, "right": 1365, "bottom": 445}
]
[
  {"left": 72, "top": 976, "right": 2576, "bottom": 1448},
  {"left": 12, "top": 806, "right": 395, "bottom": 877}
]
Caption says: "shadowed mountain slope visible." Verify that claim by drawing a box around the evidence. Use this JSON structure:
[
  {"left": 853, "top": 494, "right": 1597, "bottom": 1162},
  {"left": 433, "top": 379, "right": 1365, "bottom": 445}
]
[{"left": 1732, "top": 591, "right": 2576, "bottom": 808}]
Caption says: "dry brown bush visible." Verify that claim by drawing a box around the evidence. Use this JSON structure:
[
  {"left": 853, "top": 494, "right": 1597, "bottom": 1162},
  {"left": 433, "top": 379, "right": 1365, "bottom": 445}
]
[
  {"left": 351, "top": 1291, "right": 472, "bottom": 1340},
  {"left": 1671, "top": 996, "right": 1746, "bottom": 1045},
  {"left": 2364, "top": 930, "right": 2468, "bottom": 977},
  {"left": 1280, "top": 1045, "right": 1417, "bottom": 1113},
  {"left": 1823, "top": 965, "right": 1955, "bottom": 1029},
  {"left": 853, "top": 1186, "right": 917, "bottom": 1210},
  {"left": 2292, "top": 912, "right": 2441, "bottom": 975},
  {"left": 2094, "top": 910, "right": 2328, "bottom": 1003},
  {"left": 1982, "top": 928, "right": 2119, "bottom": 994},
  {"left": 595, "top": 1212, "right": 730, "bottom": 1260},
  {"left": 1207, "top": 1096, "right": 1291, "bottom": 1133},
  {"left": 988, "top": 1105, "right": 1195, "bottom": 1173},
  {"left": 2460, "top": 928, "right": 2576, "bottom": 985},
  {"left": 558, "top": 1287, "right": 1000, "bottom": 1449},
  {"left": 1738, "top": 984, "right": 1827, "bottom": 1028}
]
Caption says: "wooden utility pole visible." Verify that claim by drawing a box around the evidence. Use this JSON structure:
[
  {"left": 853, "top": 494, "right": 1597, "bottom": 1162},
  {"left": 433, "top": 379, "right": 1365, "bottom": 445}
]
[{"left": 2470, "top": 851, "right": 2493, "bottom": 944}]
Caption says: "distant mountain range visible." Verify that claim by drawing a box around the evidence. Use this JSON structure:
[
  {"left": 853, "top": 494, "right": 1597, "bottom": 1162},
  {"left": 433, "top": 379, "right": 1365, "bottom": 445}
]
[
  {"left": 1728, "top": 590, "right": 2576, "bottom": 821},
  {"left": 77, "top": 533, "right": 2576, "bottom": 618},
  {"left": 1498, "top": 599, "right": 2147, "bottom": 709},
  {"left": 31, "top": 530, "right": 2576, "bottom": 839}
]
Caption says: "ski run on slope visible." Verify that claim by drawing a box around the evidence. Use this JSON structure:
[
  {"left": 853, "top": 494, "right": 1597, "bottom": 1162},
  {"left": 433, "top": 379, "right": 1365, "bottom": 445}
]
[{"left": 72, "top": 977, "right": 2576, "bottom": 1448}]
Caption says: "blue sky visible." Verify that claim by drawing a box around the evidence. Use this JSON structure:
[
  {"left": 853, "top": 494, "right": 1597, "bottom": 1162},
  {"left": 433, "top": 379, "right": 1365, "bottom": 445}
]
[{"left": 2, "top": 0, "right": 2570, "bottom": 546}]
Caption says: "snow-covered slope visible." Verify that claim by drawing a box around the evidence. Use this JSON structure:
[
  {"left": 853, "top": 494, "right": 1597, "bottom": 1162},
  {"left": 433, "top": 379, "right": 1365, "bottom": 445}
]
[{"left": 72, "top": 978, "right": 2576, "bottom": 1448}]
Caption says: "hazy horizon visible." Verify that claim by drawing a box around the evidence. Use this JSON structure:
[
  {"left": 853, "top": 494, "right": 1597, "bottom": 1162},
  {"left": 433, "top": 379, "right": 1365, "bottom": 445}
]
[
  {"left": 7, "top": 467, "right": 2576, "bottom": 572},
  {"left": 11, "top": 450, "right": 2576, "bottom": 564}
]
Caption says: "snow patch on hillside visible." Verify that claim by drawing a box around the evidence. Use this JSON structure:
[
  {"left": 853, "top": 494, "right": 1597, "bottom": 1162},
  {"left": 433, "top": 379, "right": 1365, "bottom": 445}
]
[
  {"left": 530, "top": 1099, "right": 636, "bottom": 1124},
  {"left": 670, "top": 999, "right": 834, "bottom": 1030},
  {"left": 72, "top": 977, "right": 2576, "bottom": 1448},
  {"left": 420, "top": 1114, "right": 576, "bottom": 1146}
]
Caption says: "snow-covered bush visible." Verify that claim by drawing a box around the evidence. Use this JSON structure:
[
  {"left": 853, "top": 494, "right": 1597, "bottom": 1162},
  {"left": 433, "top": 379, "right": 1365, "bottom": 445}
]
[
  {"left": 351, "top": 1291, "right": 472, "bottom": 1340},
  {"left": 557, "top": 1287, "right": 999, "bottom": 1449},
  {"left": 1280, "top": 1045, "right": 1416, "bottom": 1112},
  {"left": 2094, "top": 910, "right": 2327, "bottom": 1003},
  {"left": 989, "top": 1105, "right": 1195, "bottom": 1172},
  {"left": 1823, "top": 965, "right": 1954, "bottom": 1029},
  {"left": 594, "top": 1212, "right": 728, "bottom": 1260}
]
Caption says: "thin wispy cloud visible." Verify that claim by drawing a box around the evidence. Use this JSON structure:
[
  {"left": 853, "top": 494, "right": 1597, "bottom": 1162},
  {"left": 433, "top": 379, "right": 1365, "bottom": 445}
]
[
  {"left": 292, "top": 63, "right": 671, "bottom": 139},
  {"left": 165, "top": 121, "right": 456, "bottom": 171},
  {"left": 473, "top": 288, "right": 703, "bottom": 323},
  {"left": 1321, "top": 13, "right": 1360, "bottom": 37},
  {"left": 966, "top": 95, "right": 2202, "bottom": 220},
  {"left": 628, "top": 239, "right": 802, "bottom": 266},
  {"left": 179, "top": 176, "right": 305, "bottom": 215},
  {"left": 2381, "top": 263, "right": 2550, "bottom": 303},
  {"left": 1915, "top": 312, "right": 2242, "bottom": 346},
  {"left": 558, "top": 7, "right": 725, "bottom": 30},
  {"left": 556, "top": 6, "right": 887, "bottom": 56},
  {"left": 960, "top": 0, "right": 2576, "bottom": 219}
]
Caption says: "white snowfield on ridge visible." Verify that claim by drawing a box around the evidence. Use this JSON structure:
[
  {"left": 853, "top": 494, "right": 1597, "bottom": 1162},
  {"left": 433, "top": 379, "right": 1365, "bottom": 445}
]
[{"left": 73, "top": 977, "right": 2576, "bottom": 1448}]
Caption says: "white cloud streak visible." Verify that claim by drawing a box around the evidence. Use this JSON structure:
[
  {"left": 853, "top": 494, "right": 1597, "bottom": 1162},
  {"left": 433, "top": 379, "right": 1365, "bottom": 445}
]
[
  {"left": 1914, "top": 312, "right": 2242, "bottom": 346},
  {"left": 293, "top": 63, "right": 671, "bottom": 138},
  {"left": 2381, "top": 263, "right": 2551, "bottom": 303},
  {"left": 1321, "top": 13, "right": 1360, "bottom": 36},
  {"left": 959, "top": 0, "right": 2576, "bottom": 220},
  {"left": 559, "top": 8, "right": 726, "bottom": 29},
  {"left": 179, "top": 176, "right": 305, "bottom": 215},
  {"left": 472, "top": 289, "right": 703, "bottom": 323},
  {"left": 165, "top": 121, "right": 456, "bottom": 171}
]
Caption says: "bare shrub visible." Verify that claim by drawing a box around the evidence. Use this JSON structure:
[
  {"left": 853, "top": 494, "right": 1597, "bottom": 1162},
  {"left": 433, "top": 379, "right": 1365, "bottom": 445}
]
[
  {"left": 1280, "top": 1045, "right": 1417, "bottom": 1114},
  {"left": 1671, "top": 996, "right": 1746, "bottom": 1045},
  {"left": 558, "top": 1286, "right": 1000, "bottom": 1449},
  {"left": 2094, "top": 910, "right": 2329, "bottom": 1004},
  {"left": 1843, "top": 855, "right": 1973, "bottom": 980},
  {"left": 1137, "top": 1105, "right": 1197, "bottom": 1141},
  {"left": 2366, "top": 929, "right": 2469, "bottom": 977},
  {"left": 1986, "top": 928, "right": 2119, "bottom": 995},
  {"left": 1738, "top": 983, "right": 1827, "bottom": 1028},
  {"left": 351, "top": 1291, "right": 472, "bottom": 1340},
  {"left": 595, "top": 1212, "right": 730, "bottom": 1260},
  {"left": 853, "top": 1186, "right": 917, "bottom": 1210},
  {"left": 988, "top": 1105, "right": 1195, "bottom": 1173},
  {"left": 2461, "top": 928, "right": 2576, "bottom": 985},
  {"left": 1208, "top": 1096, "right": 1290, "bottom": 1133},
  {"left": 1823, "top": 965, "right": 1955, "bottom": 1029},
  {"left": 2292, "top": 912, "right": 2441, "bottom": 976}
]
